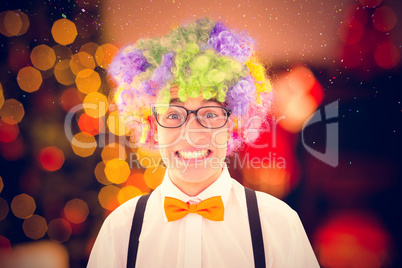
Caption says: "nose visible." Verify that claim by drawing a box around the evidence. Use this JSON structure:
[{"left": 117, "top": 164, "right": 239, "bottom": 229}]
[{"left": 183, "top": 113, "right": 210, "bottom": 145}]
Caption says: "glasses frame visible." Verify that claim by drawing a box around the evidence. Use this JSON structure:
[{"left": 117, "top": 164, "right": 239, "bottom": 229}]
[{"left": 152, "top": 105, "right": 232, "bottom": 129}]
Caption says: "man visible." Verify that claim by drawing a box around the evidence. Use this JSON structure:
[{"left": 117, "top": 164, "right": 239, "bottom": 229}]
[{"left": 88, "top": 18, "right": 320, "bottom": 267}]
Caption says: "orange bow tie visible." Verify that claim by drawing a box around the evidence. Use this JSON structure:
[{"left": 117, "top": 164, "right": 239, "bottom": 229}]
[{"left": 164, "top": 196, "right": 224, "bottom": 222}]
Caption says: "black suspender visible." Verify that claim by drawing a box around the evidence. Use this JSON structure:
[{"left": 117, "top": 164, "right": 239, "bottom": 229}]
[
  {"left": 127, "top": 188, "right": 265, "bottom": 268},
  {"left": 244, "top": 187, "right": 266, "bottom": 268},
  {"left": 127, "top": 193, "right": 150, "bottom": 268}
]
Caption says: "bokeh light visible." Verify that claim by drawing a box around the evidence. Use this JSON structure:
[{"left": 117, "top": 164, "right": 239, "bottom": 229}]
[
  {"left": 39, "top": 146, "right": 65, "bottom": 172},
  {"left": 144, "top": 163, "right": 166, "bottom": 189},
  {"left": 0, "top": 176, "right": 3, "bottom": 192},
  {"left": 374, "top": 41, "right": 400, "bottom": 69},
  {"left": 95, "top": 44, "right": 118, "bottom": 69},
  {"left": 75, "top": 69, "right": 101, "bottom": 94},
  {"left": 372, "top": 5, "right": 397, "bottom": 32},
  {"left": 70, "top": 52, "right": 96, "bottom": 75},
  {"left": 54, "top": 59, "right": 75, "bottom": 86},
  {"left": 0, "top": 119, "right": 19, "bottom": 143},
  {"left": 125, "top": 171, "right": 150, "bottom": 193},
  {"left": 71, "top": 132, "right": 97, "bottom": 157},
  {"left": 0, "top": 235, "right": 12, "bottom": 253},
  {"left": 135, "top": 146, "right": 162, "bottom": 169},
  {"left": 275, "top": 66, "right": 323, "bottom": 132},
  {"left": 0, "top": 197, "right": 9, "bottom": 221},
  {"left": 0, "top": 10, "right": 22, "bottom": 37},
  {"left": 11, "top": 194, "right": 36, "bottom": 219},
  {"left": 338, "top": 18, "right": 364, "bottom": 45},
  {"left": 30, "top": 45, "right": 56, "bottom": 71},
  {"left": 78, "top": 112, "right": 103, "bottom": 136},
  {"left": 104, "top": 158, "right": 130, "bottom": 184},
  {"left": 94, "top": 161, "right": 112, "bottom": 185},
  {"left": 16, "top": 66, "right": 42, "bottom": 93},
  {"left": 83, "top": 92, "right": 108, "bottom": 118},
  {"left": 51, "top": 18, "right": 77, "bottom": 45},
  {"left": 0, "top": 98, "right": 24, "bottom": 124},
  {"left": 60, "top": 87, "right": 85, "bottom": 112},
  {"left": 117, "top": 186, "right": 142, "bottom": 205},
  {"left": 101, "top": 143, "right": 127, "bottom": 163},
  {"left": 98, "top": 185, "right": 120, "bottom": 211},
  {"left": 107, "top": 111, "right": 130, "bottom": 136},
  {"left": 313, "top": 212, "right": 393, "bottom": 268},
  {"left": 47, "top": 218, "right": 72, "bottom": 243},
  {"left": 22, "top": 214, "right": 48, "bottom": 240},
  {"left": 13, "top": 10, "right": 30, "bottom": 36},
  {"left": 0, "top": 83, "right": 4, "bottom": 109},
  {"left": 64, "top": 198, "right": 89, "bottom": 224}
]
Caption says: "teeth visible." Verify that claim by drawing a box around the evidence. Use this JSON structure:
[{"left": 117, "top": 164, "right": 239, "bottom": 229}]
[{"left": 178, "top": 150, "right": 209, "bottom": 159}]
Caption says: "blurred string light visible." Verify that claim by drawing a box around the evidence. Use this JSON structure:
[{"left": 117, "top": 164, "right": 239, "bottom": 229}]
[
  {"left": 39, "top": 146, "right": 65, "bottom": 172},
  {"left": 47, "top": 218, "right": 72, "bottom": 243},
  {"left": 313, "top": 211, "right": 393, "bottom": 267},
  {"left": 0, "top": 10, "right": 30, "bottom": 37},
  {"left": 17, "top": 66, "right": 43, "bottom": 93},
  {"left": 51, "top": 18, "right": 77, "bottom": 46},
  {"left": 78, "top": 112, "right": 103, "bottom": 136},
  {"left": 0, "top": 176, "right": 3, "bottom": 192},
  {"left": 107, "top": 111, "right": 130, "bottom": 136},
  {"left": 71, "top": 132, "right": 97, "bottom": 157},
  {"left": 76, "top": 69, "right": 101, "bottom": 94},
  {"left": 101, "top": 143, "right": 127, "bottom": 163},
  {"left": 22, "top": 214, "right": 48, "bottom": 240},
  {"left": 70, "top": 52, "right": 96, "bottom": 75},
  {"left": 11, "top": 194, "right": 36, "bottom": 219},
  {"left": 30, "top": 45, "right": 56, "bottom": 71},
  {"left": 0, "top": 5, "right": 163, "bottom": 247},
  {"left": 54, "top": 59, "right": 76, "bottom": 86},
  {"left": 83, "top": 91, "right": 108, "bottom": 118},
  {"left": 0, "top": 119, "right": 19, "bottom": 143},
  {"left": 98, "top": 185, "right": 120, "bottom": 211},
  {"left": 94, "top": 161, "right": 111, "bottom": 185},
  {"left": 104, "top": 158, "right": 131, "bottom": 184},
  {"left": 125, "top": 170, "right": 151, "bottom": 193},
  {"left": 0, "top": 98, "right": 25, "bottom": 124},
  {"left": 117, "top": 185, "right": 142, "bottom": 205},
  {"left": 63, "top": 198, "right": 89, "bottom": 224},
  {"left": 95, "top": 44, "right": 118, "bottom": 69},
  {"left": 0, "top": 197, "right": 9, "bottom": 221},
  {"left": 0, "top": 83, "right": 4, "bottom": 109},
  {"left": 339, "top": 0, "right": 400, "bottom": 70}
]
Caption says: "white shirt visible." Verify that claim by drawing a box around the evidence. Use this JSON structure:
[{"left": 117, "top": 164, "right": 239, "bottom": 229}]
[{"left": 87, "top": 167, "right": 320, "bottom": 268}]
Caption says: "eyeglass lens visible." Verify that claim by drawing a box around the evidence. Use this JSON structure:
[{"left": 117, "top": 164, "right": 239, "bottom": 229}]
[{"left": 155, "top": 106, "right": 229, "bottom": 128}]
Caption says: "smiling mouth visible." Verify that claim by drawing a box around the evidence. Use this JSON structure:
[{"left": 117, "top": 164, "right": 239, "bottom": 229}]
[{"left": 175, "top": 149, "right": 211, "bottom": 160}]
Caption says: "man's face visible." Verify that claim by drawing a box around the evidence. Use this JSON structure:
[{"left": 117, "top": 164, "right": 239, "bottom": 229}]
[{"left": 154, "top": 86, "right": 230, "bottom": 189}]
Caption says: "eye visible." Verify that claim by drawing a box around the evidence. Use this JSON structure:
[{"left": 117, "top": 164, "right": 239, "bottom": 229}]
[
  {"left": 205, "top": 112, "right": 217, "bottom": 118},
  {"left": 166, "top": 112, "right": 182, "bottom": 120}
]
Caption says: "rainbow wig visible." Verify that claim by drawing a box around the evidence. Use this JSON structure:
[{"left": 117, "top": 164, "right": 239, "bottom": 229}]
[{"left": 108, "top": 18, "right": 273, "bottom": 154}]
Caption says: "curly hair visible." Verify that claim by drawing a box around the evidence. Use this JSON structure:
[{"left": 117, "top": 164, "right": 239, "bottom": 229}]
[{"left": 108, "top": 18, "right": 273, "bottom": 154}]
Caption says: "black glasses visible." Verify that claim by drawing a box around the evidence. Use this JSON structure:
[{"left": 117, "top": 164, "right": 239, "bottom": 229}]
[{"left": 152, "top": 105, "right": 231, "bottom": 129}]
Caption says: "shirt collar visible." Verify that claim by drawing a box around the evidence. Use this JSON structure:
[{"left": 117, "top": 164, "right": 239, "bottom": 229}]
[{"left": 160, "top": 165, "right": 233, "bottom": 207}]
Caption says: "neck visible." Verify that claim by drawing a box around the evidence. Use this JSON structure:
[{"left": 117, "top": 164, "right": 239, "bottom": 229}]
[{"left": 168, "top": 169, "right": 223, "bottom": 196}]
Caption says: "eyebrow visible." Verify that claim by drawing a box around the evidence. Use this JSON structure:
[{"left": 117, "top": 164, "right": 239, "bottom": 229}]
[{"left": 169, "top": 98, "right": 224, "bottom": 106}]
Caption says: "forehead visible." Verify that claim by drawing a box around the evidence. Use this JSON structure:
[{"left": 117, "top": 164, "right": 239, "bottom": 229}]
[{"left": 169, "top": 86, "right": 224, "bottom": 106}]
